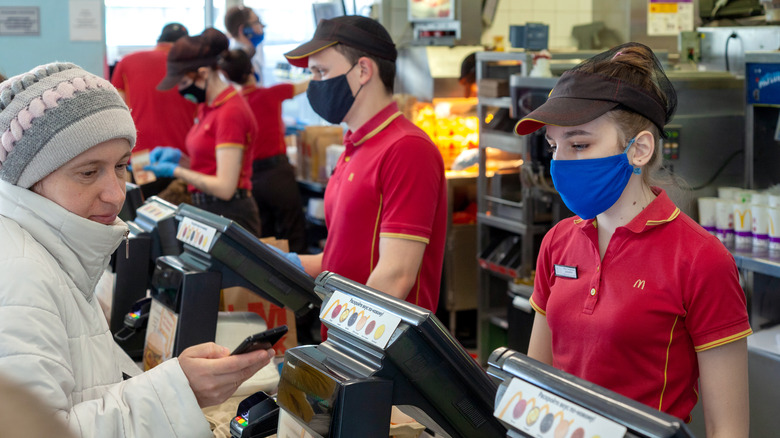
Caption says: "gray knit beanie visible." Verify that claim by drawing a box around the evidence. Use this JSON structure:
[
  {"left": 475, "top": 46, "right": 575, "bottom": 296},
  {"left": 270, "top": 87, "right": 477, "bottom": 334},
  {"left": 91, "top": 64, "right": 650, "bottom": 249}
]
[{"left": 0, "top": 62, "right": 136, "bottom": 188}]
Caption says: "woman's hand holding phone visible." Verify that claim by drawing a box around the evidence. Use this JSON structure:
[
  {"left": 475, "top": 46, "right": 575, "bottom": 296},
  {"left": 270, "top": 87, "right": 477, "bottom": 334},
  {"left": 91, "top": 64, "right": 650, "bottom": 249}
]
[{"left": 178, "top": 339, "right": 276, "bottom": 408}]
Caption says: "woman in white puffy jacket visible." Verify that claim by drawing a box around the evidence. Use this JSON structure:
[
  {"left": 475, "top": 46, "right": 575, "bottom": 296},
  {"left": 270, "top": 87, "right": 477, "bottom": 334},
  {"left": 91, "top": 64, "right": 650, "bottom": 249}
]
[{"left": 0, "top": 62, "right": 274, "bottom": 438}]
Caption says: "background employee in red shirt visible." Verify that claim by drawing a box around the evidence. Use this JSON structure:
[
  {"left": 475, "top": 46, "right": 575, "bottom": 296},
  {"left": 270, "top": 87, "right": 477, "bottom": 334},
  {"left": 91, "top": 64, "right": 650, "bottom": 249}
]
[
  {"left": 284, "top": 16, "right": 447, "bottom": 339},
  {"left": 147, "top": 28, "right": 261, "bottom": 236},
  {"left": 110, "top": 23, "right": 195, "bottom": 153},
  {"left": 220, "top": 49, "right": 309, "bottom": 253},
  {"left": 516, "top": 42, "right": 750, "bottom": 437}
]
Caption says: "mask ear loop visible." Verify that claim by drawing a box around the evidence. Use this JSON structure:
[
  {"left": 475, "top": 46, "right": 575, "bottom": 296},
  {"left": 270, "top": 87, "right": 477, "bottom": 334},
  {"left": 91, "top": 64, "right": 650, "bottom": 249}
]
[
  {"left": 624, "top": 138, "right": 642, "bottom": 175},
  {"left": 347, "top": 61, "right": 366, "bottom": 100}
]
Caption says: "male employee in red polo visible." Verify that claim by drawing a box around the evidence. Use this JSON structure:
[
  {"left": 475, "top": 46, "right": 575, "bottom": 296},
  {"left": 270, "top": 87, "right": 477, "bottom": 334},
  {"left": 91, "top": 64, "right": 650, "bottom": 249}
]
[
  {"left": 110, "top": 23, "right": 195, "bottom": 152},
  {"left": 284, "top": 16, "right": 447, "bottom": 339}
]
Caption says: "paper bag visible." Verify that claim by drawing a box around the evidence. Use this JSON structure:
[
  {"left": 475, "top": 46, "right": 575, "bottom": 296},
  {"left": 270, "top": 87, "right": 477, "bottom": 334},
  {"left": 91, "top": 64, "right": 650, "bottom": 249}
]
[
  {"left": 301, "top": 126, "right": 343, "bottom": 183},
  {"left": 220, "top": 287, "right": 297, "bottom": 356},
  {"left": 219, "top": 237, "right": 297, "bottom": 356}
]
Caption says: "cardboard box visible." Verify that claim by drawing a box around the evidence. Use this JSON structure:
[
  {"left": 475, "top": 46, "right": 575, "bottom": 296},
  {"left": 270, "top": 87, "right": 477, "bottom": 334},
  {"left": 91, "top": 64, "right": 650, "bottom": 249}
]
[
  {"left": 220, "top": 287, "right": 297, "bottom": 356},
  {"left": 301, "top": 125, "right": 343, "bottom": 183},
  {"left": 478, "top": 78, "right": 509, "bottom": 97}
]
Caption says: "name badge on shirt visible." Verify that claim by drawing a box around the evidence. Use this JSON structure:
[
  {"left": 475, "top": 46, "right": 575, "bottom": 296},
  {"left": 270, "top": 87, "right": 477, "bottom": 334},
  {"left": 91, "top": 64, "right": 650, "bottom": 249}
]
[{"left": 554, "top": 264, "right": 578, "bottom": 279}]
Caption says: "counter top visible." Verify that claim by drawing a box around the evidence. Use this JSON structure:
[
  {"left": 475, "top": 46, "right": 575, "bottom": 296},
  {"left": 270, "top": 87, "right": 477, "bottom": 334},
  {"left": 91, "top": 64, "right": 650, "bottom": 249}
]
[{"left": 732, "top": 251, "right": 780, "bottom": 278}]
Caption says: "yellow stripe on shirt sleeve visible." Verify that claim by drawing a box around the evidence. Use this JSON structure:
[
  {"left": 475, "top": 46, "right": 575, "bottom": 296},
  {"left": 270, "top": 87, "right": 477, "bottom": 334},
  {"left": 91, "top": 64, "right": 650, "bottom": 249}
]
[
  {"left": 529, "top": 297, "right": 546, "bottom": 316},
  {"left": 216, "top": 143, "right": 245, "bottom": 149},
  {"left": 379, "top": 232, "right": 430, "bottom": 244},
  {"left": 694, "top": 328, "right": 753, "bottom": 352}
]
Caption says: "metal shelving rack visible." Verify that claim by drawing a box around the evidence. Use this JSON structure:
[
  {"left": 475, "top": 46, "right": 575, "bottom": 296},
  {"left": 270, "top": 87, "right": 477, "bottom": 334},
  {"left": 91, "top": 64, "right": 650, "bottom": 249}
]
[{"left": 474, "top": 52, "right": 554, "bottom": 363}]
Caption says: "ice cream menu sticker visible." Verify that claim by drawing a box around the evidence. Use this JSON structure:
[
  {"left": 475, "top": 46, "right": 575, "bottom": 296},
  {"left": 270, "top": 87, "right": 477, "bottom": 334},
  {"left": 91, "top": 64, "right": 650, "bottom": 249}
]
[
  {"left": 319, "top": 290, "right": 402, "bottom": 349},
  {"left": 136, "top": 201, "right": 174, "bottom": 222},
  {"left": 494, "top": 378, "right": 627, "bottom": 438},
  {"left": 176, "top": 216, "right": 217, "bottom": 253}
]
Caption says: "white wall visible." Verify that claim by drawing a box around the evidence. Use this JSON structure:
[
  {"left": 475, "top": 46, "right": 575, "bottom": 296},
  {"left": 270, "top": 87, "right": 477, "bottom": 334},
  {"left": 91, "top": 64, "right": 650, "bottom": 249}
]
[
  {"left": 0, "top": 0, "right": 106, "bottom": 78},
  {"left": 482, "top": 0, "right": 593, "bottom": 50}
]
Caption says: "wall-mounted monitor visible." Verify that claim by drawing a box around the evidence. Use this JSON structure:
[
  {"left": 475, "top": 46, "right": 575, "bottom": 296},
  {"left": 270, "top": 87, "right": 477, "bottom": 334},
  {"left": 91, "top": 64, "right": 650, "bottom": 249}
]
[
  {"left": 408, "top": 0, "right": 455, "bottom": 22},
  {"left": 313, "top": 2, "right": 344, "bottom": 25}
]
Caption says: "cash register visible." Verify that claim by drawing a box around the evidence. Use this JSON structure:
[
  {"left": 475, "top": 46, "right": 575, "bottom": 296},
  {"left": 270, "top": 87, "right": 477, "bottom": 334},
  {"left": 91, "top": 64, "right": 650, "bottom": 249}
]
[
  {"left": 146, "top": 204, "right": 322, "bottom": 358},
  {"left": 488, "top": 347, "right": 694, "bottom": 438},
  {"left": 275, "top": 272, "right": 507, "bottom": 438}
]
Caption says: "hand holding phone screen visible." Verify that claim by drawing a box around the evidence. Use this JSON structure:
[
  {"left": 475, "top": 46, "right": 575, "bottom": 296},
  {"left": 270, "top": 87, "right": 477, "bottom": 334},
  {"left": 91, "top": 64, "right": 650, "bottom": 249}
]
[{"left": 230, "top": 325, "right": 288, "bottom": 356}]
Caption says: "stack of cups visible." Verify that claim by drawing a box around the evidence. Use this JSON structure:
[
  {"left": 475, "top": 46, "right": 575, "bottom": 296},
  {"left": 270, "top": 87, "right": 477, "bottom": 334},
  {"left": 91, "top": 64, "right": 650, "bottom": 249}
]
[
  {"left": 733, "top": 202, "right": 752, "bottom": 251},
  {"left": 715, "top": 199, "right": 735, "bottom": 248},
  {"left": 711, "top": 186, "right": 780, "bottom": 255},
  {"left": 717, "top": 186, "right": 741, "bottom": 201},
  {"left": 752, "top": 203, "right": 770, "bottom": 256},
  {"left": 769, "top": 195, "right": 780, "bottom": 259},
  {"left": 697, "top": 197, "right": 718, "bottom": 236},
  {"left": 734, "top": 189, "right": 757, "bottom": 204},
  {"left": 749, "top": 193, "right": 769, "bottom": 256}
]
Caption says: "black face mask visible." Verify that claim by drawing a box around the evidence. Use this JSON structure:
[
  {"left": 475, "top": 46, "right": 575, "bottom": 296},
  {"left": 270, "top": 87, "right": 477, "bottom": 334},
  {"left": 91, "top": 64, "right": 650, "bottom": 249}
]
[
  {"left": 306, "top": 64, "right": 363, "bottom": 125},
  {"left": 179, "top": 82, "right": 207, "bottom": 104}
]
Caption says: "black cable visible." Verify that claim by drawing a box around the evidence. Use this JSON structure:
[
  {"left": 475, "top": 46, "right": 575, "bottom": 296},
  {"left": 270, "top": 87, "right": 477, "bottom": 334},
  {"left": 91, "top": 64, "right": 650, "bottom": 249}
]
[
  {"left": 685, "top": 149, "right": 744, "bottom": 191},
  {"left": 725, "top": 32, "right": 738, "bottom": 72}
]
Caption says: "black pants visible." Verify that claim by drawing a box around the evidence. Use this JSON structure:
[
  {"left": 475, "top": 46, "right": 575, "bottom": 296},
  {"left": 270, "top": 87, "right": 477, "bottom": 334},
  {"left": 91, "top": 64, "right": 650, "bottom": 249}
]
[
  {"left": 251, "top": 156, "right": 307, "bottom": 253},
  {"left": 192, "top": 195, "right": 262, "bottom": 237}
]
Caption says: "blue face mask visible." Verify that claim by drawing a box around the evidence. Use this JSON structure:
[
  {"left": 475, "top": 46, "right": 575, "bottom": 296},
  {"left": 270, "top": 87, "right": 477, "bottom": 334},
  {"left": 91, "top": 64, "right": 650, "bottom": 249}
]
[
  {"left": 306, "top": 64, "right": 363, "bottom": 125},
  {"left": 550, "top": 138, "right": 640, "bottom": 220},
  {"left": 243, "top": 27, "right": 264, "bottom": 47}
]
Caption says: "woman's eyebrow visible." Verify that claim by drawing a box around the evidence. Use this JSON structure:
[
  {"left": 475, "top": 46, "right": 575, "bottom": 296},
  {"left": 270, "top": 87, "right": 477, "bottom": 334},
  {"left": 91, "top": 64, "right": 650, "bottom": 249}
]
[{"left": 546, "top": 129, "right": 593, "bottom": 142}]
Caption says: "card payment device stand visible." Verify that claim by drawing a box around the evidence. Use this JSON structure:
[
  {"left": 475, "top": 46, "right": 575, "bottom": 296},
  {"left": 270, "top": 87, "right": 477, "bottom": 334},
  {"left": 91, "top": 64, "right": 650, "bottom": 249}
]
[
  {"left": 148, "top": 253, "right": 222, "bottom": 357},
  {"left": 275, "top": 272, "right": 507, "bottom": 438},
  {"left": 112, "top": 197, "right": 181, "bottom": 358}
]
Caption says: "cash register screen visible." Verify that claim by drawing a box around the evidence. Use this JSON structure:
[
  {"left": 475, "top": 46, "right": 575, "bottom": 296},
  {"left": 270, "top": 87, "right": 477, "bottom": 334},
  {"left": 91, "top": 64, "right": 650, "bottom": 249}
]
[
  {"left": 132, "top": 196, "right": 181, "bottom": 260},
  {"left": 119, "top": 182, "right": 144, "bottom": 222},
  {"left": 176, "top": 204, "right": 321, "bottom": 316},
  {"left": 489, "top": 348, "right": 694, "bottom": 438}
]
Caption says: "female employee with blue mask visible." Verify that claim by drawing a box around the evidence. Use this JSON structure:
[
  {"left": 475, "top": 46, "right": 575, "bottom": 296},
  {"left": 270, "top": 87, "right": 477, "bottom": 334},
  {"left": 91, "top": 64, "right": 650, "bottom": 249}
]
[{"left": 516, "top": 42, "right": 751, "bottom": 437}]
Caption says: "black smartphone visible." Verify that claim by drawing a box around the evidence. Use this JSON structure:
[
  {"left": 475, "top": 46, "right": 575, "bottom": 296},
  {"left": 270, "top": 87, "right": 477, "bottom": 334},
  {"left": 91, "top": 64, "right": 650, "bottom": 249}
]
[{"left": 230, "top": 325, "right": 288, "bottom": 356}]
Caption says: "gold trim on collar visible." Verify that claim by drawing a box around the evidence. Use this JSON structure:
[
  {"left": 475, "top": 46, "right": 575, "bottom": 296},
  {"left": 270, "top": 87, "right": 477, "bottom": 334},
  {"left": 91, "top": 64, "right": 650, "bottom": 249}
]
[
  {"left": 646, "top": 207, "right": 680, "bottom": 226},
  {"left": 354, "top": 111, "right": 402, "bottom": 147},
  {"left": 213, "top": 89, "right": 238, "bottom": 107}
]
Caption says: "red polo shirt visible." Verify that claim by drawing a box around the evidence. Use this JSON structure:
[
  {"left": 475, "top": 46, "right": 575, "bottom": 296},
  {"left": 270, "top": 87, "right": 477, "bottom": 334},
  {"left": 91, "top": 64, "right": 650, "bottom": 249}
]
[
  {"left": 185, "top": 87, "right": 257, "bottom": 192},
  {"left": 240, "top": 83, "right": 293, "bottom": 161},
  {"left": 322, "top": 102, "right": 447, "bottom": 315},
  {"left": 110, "top": 43, "right": 196, "bottom": 152},
  {"left": 530, "top": 188, "right": 752, "bottom": 421}
]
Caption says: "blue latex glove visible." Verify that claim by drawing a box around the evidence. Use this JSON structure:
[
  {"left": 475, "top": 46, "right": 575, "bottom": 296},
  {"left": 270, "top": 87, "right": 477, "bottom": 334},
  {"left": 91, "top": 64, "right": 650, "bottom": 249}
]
[
  {"left": 267, "top": 244, "right": 304, "bottom": 272},
  {"left": 143, "top": 162, "right": 178, "bottom": 178},
  {"left": 150, "top": 146, "right": 182, "bottom": 165}
]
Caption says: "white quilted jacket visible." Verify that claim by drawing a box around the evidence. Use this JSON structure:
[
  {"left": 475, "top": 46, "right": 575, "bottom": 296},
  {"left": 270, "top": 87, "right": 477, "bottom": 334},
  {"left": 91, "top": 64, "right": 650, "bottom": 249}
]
[{"left": 0, "top": 180, "right": 211, "bottom": 437}]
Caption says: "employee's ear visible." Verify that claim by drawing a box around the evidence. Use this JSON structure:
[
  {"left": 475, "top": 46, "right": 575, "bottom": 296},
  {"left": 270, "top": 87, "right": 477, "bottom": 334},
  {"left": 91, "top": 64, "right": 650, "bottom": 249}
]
[
  {"left": 196, "top": 67, "right": 210, "bottom": 81},
  {"left": 356, "top": 57, "right": 374, "bottom": 85},
  {"left": 630, "top": 130, "right": 655, "bottom": 168}
]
